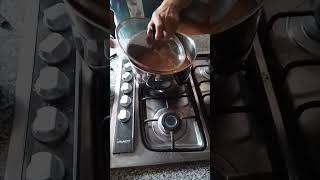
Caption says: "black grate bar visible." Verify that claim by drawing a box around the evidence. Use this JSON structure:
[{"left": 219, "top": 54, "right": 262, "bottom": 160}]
[
  {"left": 294, "top": 100, "right": 320, "bottom": 120},
  {"left": 193, "top": 64, "right": 209, "bottom": 70},
  {"left": 144, "top": 119, "right": 158, "bottom": 124},
  {"left": 163, "top": 93, "right": 169, "bottom": 108},
  {"left": 198, "top": 80, "right": 210, "bottom": 85},
  {"left": 215, "top": 105, "right": 256, "bottom": 114},
  {"left": 170, "top": 131, "right": 175, "bottom": 150},
  {"left": 266, "top": 10, "right": 314, "bottom": 32},
  {"left": 282, "top": 59, "right": 320, "bottom": 83},
  {"left": 181, "top": 116, "right": 197, "bottom": 120},
  {"left": 202, "top": 93, "right": 210, "bottom": 98},
  {"left": 142, "top": 94, "right": 191, "bottom": 101}
]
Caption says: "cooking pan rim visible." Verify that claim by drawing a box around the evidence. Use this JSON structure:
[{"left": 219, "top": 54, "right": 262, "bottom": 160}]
[
  {"left": 116, "top": 18, "right": 197, "bottom": 75},
  {"left": 63, "top": 0, "right": 110, "bottom": 33},
  {"left": 212, "top": 0, "right": 264, "bottom": 35},
  {"left": 132, "top": 33, "right": 196, "bottom": 75}
]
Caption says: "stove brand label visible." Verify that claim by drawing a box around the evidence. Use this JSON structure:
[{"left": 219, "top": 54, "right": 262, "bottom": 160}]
[{"left": 117, "top": 139, "right": 131, "bottom": 144}]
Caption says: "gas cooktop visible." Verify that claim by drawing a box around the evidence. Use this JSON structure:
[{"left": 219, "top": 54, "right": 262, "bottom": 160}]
[
  {"left": 5, "top": 0, "right": 319, "bottom": 179},
  {"left": 262, "top": 0, "right": 320, "bottom": 178},
  {"left": 110, "top": 34, "right": 275, "bottom": 176},
  {"left": 110, "top": 51, "right": 210, "bottom": 168}
]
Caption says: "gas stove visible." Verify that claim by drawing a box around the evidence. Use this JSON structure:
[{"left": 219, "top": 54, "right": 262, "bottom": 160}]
[
  {"left": 110, "top": 46, "right": 210, "bottom": 168},
  {"left": 261, "top": 0, "right": 320, "bottom": 178},
  {"left": 5, "top": 0, "right": 320, "bottom": 179},
  {"left": 4, "top": 0, "right": 108, "bottom": 179}
]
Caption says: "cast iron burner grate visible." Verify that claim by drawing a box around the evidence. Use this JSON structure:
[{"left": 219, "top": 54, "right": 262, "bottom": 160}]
[
  {"left": 265, "top": 9, "right": 320, "bottom": 83},
  {"left": 265, "top": 9, "right": 320, "bottom": 56},
  {"left": 191, "top": 56, "right": 211, "bottom": 120},
  {"left": 139, "top": 80, "right": 206, "bottom": 152}
]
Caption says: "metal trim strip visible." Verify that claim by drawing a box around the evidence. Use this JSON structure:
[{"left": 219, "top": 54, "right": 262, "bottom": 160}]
[{"left": 4, "top": 0, "right": 40, "bottom": 179}]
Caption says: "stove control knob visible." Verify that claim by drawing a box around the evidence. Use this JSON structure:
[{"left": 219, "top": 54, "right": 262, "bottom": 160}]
[
  {"left": 123, "top": 62, "right": 132, "bottom": 72},
  {"left": 34, "top": 67, "right": 70, "bottom": 101},
  {"left": 32, "top": 106, "right": 68, "bottom": 143},
  {"left": 121, "top": 83, "right": 133, "bottom": 94},
  {"left": 119, "top": 95, "right": 132, "bottom": 107},
  {"left": 26, "top": 152, "right": 65, "bottom": 180},
  {"left": 43, "top": 3, "right": 70, "bottom": 32},
  {"left": 122, "top": 72, "right": 133, "bottom": 82},
  {"left": 118, "top": 109, "right": 130, "bottom": 123},
  {"left": 39, "top": 33, "right": 71, "bottom": 64}
]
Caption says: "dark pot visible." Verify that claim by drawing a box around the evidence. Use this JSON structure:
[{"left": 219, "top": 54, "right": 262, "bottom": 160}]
[
  {"left": 210, "top": 0, "right": 263, "bottom": 74},
  {"left": 63, "top": 0, "right": 111, "bottom": 69}
]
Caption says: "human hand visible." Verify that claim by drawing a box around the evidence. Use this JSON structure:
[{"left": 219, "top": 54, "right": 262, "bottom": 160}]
[{"left": 147, "top": 1, "right": 182, "bottom": 40}]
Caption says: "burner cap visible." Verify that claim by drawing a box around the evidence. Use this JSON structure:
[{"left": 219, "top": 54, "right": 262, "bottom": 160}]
[
  {"left": 145, "top": 76, "right": 172, "bottom": 90},
  {"left": 152, "top": 108, "right": 187, "bottom": 141},
  {"left": 146, "top": 79, "right": 172, "bottom": 90},
  {"left": 154, "top": 109, "right": 181, "bottom": 133},
  {"left": 161, "top": 113, "right": 180, "bottom": 131}
]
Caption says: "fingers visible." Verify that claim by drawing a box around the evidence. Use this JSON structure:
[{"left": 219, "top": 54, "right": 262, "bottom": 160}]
[
  {"left": 153, "top": 15, "right": 164, "bottom": 40},
  {"left": 147, "top": 22, "right": 154, "bottom": 37},
  {"left": 147, "top": 19, "right": 174, "bottom": 41},
  {"left": 148, "top": 13, "right": 165, "bottom": 40},
  {"left": 148, "top": 2, "right": 180, "bottom": 41}
]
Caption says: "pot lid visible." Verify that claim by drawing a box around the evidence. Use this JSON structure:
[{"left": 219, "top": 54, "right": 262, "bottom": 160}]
[{"left": 116, "top": 18, "right": 188, "bottom": 73}]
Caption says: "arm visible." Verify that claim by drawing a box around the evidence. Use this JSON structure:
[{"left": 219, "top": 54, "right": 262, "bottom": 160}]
[{"left": 147, "top": 0, "right": 192, "bottom": 40}]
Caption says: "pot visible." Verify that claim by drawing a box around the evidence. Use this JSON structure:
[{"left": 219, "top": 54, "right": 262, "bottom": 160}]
[
  {"left": 177, "top": 0, "right": 263, "bottom": 75},
  {"left": 116, "top": 18, "right": 196, "bottom": 89},
  {"left": 64, "top": 0, "right": 112, "bottom": 69},
  {"left": 211, "top": 2, "right": 262, "bottom": 74},
  {"left": 131, "top": 33, "right": 196, "bottom": 89}
]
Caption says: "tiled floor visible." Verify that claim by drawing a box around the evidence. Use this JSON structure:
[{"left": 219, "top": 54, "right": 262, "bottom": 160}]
[{"left": 110, "top": 161, "right": 210, "bottom": 180}]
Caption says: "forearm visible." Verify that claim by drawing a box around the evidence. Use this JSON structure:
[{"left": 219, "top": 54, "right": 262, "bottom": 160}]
[{"left": 162, "top": 0, "right": 192, "bottom": 11}]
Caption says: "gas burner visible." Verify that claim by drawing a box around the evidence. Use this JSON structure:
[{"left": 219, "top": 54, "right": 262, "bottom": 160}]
[
  {"left": 152, "top": 108, "right": 187, "bottom": 142},
  {"left": 192, "top": 59, "right": 210, "bottom": 119},
  {"left": 160, "top": 111, "right": 180, "bottom": 131},
  {"left": 287, "top": 10, "right": 320, "bottom": 56},
  {"left": 140, "top": 81, "right": 206, "bottom": 152},
  {"left": 111, "top": 39, "right": 209, "bottom": 168},
  {"left": 149, "top": 84, "right": 186, "bottom": 97},
  {"left": 145, "top": 76, "right": 172, "bottom": 90}
]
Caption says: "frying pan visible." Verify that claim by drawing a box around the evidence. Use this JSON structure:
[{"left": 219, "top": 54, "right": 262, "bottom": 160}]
[
  {"left": 178, "top": 0, "right": 264, "bottom": 35},
  {"left": 63, "top": 0, "right": 112, "bottom": 68},
  {"left": 178, "top": 0, "right": 264, "bottom": 74},
  {"left": 66, "top": 0, "right": 113, "bottom": 30},
  {"left": 211, "top": 0, "right": 264, "bottom": 74}
]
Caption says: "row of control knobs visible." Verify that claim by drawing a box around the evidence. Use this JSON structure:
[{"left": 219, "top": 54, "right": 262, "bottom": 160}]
[
  {"left": 26, "top": 2, "right": 71, "bottom": 180},
  {"left": 36, "top": 3, "right": 71, "bottom": 100},
  {"left": 118, "top": 58, "right": 133, "bottom": 123}
]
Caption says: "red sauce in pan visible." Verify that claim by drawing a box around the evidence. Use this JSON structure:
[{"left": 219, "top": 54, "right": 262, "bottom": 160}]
[{"left": 126, "top": 32, "right": 191, "bottom": 73}]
